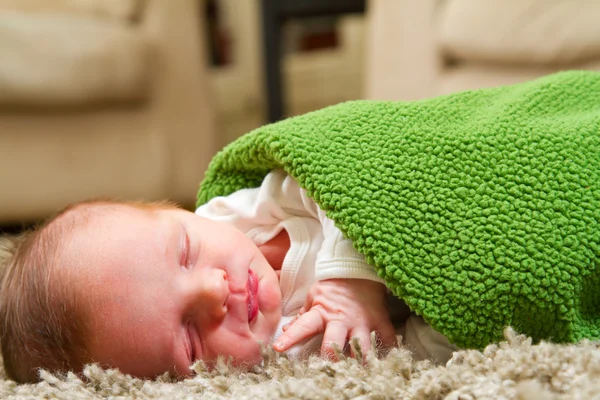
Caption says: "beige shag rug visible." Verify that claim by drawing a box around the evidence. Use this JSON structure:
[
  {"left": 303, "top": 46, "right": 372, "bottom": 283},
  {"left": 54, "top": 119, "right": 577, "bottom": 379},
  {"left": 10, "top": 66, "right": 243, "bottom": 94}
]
[{"left": 0, "top": 328, "right": 599, "bottom": 399}]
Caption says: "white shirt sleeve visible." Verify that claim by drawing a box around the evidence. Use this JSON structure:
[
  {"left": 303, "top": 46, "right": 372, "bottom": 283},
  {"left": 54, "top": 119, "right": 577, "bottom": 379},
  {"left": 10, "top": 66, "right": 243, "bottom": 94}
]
[
  {"left": 195, "top": 175, "right": 289, "bottom": 245},
  {"left": 313, "top": 209, "right": 385, "bottom": 284}
]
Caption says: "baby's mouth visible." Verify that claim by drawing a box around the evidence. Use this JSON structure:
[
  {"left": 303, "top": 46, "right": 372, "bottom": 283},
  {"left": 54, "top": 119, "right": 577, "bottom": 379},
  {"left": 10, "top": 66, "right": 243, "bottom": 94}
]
[{"left": 247, "top": 269, "right": 259, "bottom": 323}]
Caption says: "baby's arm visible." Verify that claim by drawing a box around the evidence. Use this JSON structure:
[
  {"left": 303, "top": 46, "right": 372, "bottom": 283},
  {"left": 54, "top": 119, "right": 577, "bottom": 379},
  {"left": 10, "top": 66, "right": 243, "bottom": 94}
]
[{"left": 274, "top": 193, "right": 397, "bottom": 358}]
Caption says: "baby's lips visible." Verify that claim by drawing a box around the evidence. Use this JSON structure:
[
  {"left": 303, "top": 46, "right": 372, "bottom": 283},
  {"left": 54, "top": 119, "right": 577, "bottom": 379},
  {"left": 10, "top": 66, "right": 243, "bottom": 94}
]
[
  {"left": 247, "top": 268, "right": 259, "bottom": 293},
  {"left": 247, "top": 269, "right": 259, "bottom": 323}
]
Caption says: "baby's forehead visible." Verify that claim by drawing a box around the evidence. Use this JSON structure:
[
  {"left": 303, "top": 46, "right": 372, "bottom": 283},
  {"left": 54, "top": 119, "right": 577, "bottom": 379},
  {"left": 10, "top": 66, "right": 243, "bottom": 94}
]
[
  {"left": 53, "top": 202, "right": 130, "bottom": 227},
  {"left": 44, "top": 201, "right": 181, "bottom": 260},
  {"left": 44, "top": 203, "right": 148, "bottom": 246},
  {"left": 59, "top": 201, "right": 173, "bottom": 223},
  {"left": 53, "top": 202, "right": 169, "bottom": 277}
]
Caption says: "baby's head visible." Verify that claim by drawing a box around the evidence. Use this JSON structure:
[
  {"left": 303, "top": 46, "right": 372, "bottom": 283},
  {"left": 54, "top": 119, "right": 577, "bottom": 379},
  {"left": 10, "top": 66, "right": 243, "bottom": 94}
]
[{"left": 0, "top": 200, "right": 282, "bottom": 383}]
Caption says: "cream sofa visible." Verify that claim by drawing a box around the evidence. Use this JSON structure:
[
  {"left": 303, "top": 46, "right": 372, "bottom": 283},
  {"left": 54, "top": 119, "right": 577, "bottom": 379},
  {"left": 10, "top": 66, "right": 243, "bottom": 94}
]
[
  {"left": 365, "top": 0, "right": 600, "bottom": 101},
  {"left": 0, "top": 0, "right": 217, "bottom": 224}
]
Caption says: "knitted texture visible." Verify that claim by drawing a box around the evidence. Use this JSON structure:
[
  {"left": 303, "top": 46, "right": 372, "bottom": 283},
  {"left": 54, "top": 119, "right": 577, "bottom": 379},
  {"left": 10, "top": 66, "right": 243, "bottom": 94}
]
[{"left": 197, "top": 71, "right": 600, "bottom": 349}]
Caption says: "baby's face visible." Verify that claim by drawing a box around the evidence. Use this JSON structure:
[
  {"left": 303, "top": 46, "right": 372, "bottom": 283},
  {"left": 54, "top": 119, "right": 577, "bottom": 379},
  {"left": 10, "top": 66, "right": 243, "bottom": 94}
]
[{"left": 65, "top": 204, "right": 282, "bottom": 378}]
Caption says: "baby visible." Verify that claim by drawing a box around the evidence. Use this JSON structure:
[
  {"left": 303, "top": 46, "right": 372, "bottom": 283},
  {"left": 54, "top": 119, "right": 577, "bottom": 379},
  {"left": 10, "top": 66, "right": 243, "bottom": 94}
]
[{"left": 0, "top": 170, "right": 454, "bottom": 383}]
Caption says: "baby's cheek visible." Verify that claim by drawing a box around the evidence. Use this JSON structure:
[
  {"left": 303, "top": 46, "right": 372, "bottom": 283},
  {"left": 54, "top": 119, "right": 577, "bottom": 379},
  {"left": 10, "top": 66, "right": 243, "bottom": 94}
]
[{"left": 259, "top": 278, "right": 283, "bottom": 313}]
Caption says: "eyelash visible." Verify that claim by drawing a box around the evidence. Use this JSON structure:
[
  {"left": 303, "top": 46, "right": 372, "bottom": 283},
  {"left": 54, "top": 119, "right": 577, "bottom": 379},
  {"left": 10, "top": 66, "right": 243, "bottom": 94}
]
[{"left": 181, "top": 231, "right": 191, "bottom": 270}]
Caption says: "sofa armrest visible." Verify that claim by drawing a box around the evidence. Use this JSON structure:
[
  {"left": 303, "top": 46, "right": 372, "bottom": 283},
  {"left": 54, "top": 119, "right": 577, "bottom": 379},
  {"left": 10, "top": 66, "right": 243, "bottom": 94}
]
[
  {"left": 140, "top": 0, "right": 217, "bottom": 205},
  {"left": 364, "top": 0, "right": 442, "bottom": 101}
]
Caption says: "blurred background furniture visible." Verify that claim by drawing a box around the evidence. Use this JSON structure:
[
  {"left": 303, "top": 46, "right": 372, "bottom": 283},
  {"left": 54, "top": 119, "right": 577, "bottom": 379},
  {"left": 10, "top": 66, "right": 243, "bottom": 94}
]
[
  {"left": 365, "top": 0, "right": 600, "bottom": 101},
  {"left": 7, "top": 0, "right": 596, "bottom": 227},
  {"left": 210, "top": 0, "right": 366, "bottom": 132},
  {"left": 0, "top": 0, "right": 217, "bottom": 224},
  {"left": 0, "top": 0, "right": 368, "bottom": 227},
  {"left": 260, "top": 0, "right": 365, "bottom": 122}
]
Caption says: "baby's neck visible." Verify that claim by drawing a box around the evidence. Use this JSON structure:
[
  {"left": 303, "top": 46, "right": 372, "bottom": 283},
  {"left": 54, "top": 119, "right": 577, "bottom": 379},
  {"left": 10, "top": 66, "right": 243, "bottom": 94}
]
[{"left": 257, "top": 229, "right": 290, "bottom": 272}]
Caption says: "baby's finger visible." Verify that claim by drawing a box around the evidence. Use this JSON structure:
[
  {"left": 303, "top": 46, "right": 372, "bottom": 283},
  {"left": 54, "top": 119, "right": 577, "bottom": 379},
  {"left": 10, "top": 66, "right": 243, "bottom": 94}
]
[
  {"left": 320, "top": 321, "right": 349, "bottom": 360},
  {"left": 378, "top": 322, "right": 399, "bottom": 351},
  {"left": 273, "top": 310, "right": 324, "bottom": 352},
  {"left": 349, "top": 327, "right": 372, "bottom": 360}
]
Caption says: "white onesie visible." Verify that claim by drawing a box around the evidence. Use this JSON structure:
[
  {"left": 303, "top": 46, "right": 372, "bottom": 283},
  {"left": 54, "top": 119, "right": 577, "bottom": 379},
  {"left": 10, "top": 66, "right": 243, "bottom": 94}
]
[{"left": 195, "top": 169, "right": 455, "bottom": 363}]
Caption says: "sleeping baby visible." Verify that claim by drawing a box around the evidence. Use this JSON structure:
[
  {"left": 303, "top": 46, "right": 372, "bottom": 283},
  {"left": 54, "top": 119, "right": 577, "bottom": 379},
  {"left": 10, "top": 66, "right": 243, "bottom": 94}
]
[
  {"left": 5, "top": 71, "right": 591, "bottom": 384},
  {"left": 0, "top": 169, "right": 455, "bottom": 383}
]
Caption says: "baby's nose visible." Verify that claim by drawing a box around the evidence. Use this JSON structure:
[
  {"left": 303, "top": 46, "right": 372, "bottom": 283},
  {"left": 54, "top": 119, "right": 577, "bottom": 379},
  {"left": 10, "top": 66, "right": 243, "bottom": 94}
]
[{"left": 198, "top": 269, "right": 229, "bottom": 319}]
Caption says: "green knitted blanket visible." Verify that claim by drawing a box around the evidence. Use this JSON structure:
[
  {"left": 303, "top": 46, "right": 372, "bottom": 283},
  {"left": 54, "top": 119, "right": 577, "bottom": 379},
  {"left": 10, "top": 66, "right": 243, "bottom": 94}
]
[{"left": 197, "top": 71, "right": 600, "bottom": 349}]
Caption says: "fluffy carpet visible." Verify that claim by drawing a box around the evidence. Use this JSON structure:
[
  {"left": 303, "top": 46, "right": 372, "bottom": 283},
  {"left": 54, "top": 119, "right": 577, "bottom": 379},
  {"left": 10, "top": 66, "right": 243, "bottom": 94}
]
[{"left": 0, "top": 329, "right": 598, "bottom": 399}]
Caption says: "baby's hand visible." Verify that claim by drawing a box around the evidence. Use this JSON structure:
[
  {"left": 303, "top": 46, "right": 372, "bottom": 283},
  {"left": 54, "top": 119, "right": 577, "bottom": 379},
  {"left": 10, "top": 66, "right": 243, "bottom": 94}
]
[{"left": 272, "top": 279, "right": 397, "bottom": 359}]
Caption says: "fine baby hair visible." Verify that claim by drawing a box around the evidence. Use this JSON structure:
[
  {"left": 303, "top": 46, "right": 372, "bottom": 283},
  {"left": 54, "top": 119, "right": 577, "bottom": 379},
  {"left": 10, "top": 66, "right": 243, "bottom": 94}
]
[
  {"left": 0, "top": 200, "right": 179, "bottom": 383},
  {"left": 0, "top": 202, "right": 90, "bottom": 383}
]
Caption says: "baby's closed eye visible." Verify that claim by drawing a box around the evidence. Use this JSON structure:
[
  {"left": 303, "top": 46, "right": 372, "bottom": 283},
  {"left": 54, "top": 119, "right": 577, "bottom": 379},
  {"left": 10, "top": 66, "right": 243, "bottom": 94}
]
[{"left": 180, "top": 230, "right": 191, "bottom": 270}]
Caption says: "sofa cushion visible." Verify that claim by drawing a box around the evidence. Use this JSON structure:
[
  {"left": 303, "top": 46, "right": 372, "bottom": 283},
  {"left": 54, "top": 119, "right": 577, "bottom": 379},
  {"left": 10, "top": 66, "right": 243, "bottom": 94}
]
[
  {"left": 0, "top": 0, "right": 143, "bottom": 22},
  {"left": 0, "top": 11, "right": 152, "bottom": 107},
  {"left": 439, "top": 60, "right": 600, "bottom": 96},
  {"left": 438, "top": 0, "right": 600, "bottom": 65}
]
